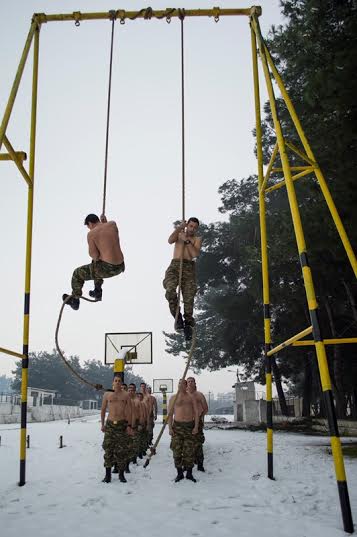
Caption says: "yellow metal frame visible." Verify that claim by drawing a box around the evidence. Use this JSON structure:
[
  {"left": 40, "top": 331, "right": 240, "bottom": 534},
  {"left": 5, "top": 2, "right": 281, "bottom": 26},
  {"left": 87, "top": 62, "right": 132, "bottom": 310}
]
[
  {"left": 0, "top": 6, "right": 354, "bottom": 533},
  {"left": 251, "top": 14, "right": 354, "bottom": 533}
]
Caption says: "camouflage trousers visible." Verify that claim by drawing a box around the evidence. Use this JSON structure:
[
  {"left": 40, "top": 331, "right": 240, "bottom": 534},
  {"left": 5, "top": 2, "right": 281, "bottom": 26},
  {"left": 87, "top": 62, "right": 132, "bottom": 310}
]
[
  {"left": 170, "top": 421, "right": 197, "bottom": 469},
  {"left": 102, "top": 420, "right": 130, "bottom": 471},
  {"left": 195, "top": 418, "right": 205, "bottom": 464},
  {"left": 71, "top": 260, "right": 125, "bottom": 298},
  {"left": 163, "top": 259, "right": 197, "bottom": 324},
  {"left": 147, "top": 418, "right": 155, "bottom": 445},
  {"left": 138, "top": 425, "right": 148, "bottom": 455}
]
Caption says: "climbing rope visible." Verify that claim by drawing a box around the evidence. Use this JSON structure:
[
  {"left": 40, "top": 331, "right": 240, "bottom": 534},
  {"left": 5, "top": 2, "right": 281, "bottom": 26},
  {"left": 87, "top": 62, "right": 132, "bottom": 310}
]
[
  {"left": 55, "top": 295, "right": 109, "bottom": 391},
  {"left": 102, "top": 10, "right": 117, "bottom": 217},
  {"left": 145, "top": 12, "right": 198, "bottom": 467},
  {"left": 175, "top": 12, "right": 186, "bottom": 329}
]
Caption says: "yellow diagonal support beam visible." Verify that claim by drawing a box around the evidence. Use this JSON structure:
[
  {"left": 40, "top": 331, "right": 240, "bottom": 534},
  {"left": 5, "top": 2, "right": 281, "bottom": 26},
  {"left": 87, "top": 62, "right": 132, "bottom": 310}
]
[
  {"left": 0, "top": 346, "right": 25, "bottom": 359},
  {"left": 265, "top": 167, "right": 314, "bottom": 194},
  {"left": 267, "top": 326, "right": 313, "bottom": 356},
  {"left": 293, "top": 337, "right": 357, "bottom": 347},
  {"left": 285, "top": 141, "right": 316, "bottom": 166},
  {"left": 260, "top": 142, "right": 278, "bottom": 193}
]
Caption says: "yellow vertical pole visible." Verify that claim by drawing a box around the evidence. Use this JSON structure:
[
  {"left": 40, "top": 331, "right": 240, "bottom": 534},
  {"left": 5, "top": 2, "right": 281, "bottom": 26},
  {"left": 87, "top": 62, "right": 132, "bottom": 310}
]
[
  {"left": 253, "top": 18, "right": 353, "bottom": 534},
  {"left": 250, "top": 23, "right": 273, "bottom": 479},
  {"left": 19, "top": 24, "right": 40, "bottom": 487},
  {"left": 258, "top": 28, "right": 357, "bottom": 279},
  {"left": 113, "top": 358, "right": 125, "bottom": 382},
  {"left": 162, "top": 390, "right": 168, "bottom": 423},
  {"left": 0, "top": 21, "right": 37, "bottom": 150}
]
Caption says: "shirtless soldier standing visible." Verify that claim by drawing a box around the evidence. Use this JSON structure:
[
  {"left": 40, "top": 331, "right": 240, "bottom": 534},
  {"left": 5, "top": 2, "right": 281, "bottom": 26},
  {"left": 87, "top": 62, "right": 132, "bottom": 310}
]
[
  {"left": 63, "top": 214, "right": 125, "bottom": 310},
  {"left": 163, "top": 218, "right": 202, "bottom": 340},
  {"left": 168, "top": 379, "right": 199, "bottom": 482},
  {"left": 101, "top": 376, "right": 134, "bottom": 483},
  {"left": 146, "top": 386, "right": 158, "bottom": 446},
  {"left": 187, "top": 377, "right": 208, "bottom": 472}
]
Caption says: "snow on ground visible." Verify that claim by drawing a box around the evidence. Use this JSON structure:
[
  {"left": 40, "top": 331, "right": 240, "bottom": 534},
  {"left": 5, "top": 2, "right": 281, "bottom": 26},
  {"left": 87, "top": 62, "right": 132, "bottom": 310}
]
[{"left": 1, "top": 416, "right": 356, "bottom": 537}]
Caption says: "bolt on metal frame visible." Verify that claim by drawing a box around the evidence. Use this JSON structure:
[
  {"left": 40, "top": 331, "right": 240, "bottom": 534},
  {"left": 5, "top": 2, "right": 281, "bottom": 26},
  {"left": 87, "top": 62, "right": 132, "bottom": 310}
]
[{"left": 0, "top": 6, "right": 354, "bottom": 533}]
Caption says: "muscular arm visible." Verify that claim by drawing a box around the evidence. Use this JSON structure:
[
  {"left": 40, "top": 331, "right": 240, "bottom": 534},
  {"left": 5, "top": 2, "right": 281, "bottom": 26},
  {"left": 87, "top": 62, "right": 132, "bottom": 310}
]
[
  {"left": 168, "top": 221, "right": 186, "bottom": 244},
  {"left": 87, "top": 233, "right": 100, "bottom": 260},
  {"left": 200, "top": 393, "right": 209, "bottom": 416},
  {"left": 124, "top": 396, "right": 134, "bottom": 428},
  {"left": 185, "top": 236, "right": 202, "bottom": 258},
  {"left": 167, "top": 396, "right": 175, "bottom": 431},
  {"left": 191, "top": 395, "right": 199, "bottom": 433},
  {"left": 101, "top": 394, "right": 108, "bottom": 429}
]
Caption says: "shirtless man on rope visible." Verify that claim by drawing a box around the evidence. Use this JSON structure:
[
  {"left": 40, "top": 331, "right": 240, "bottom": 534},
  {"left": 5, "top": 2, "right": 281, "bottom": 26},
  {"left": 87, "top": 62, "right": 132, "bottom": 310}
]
[
  {"left": 101, "top": 376, "right": 133, "bottom": 483},
  {"left": 63, "top": 213, "right": 125, "bottom": 310},
  {"left": 187, "top": 377, "right": 208, "bottom": 472},
  {"left": 168, "top": 378, "right": 199, "bottom": 483},
  {"left": 163, "top": 218, "right": 202, "bottom": 340}
]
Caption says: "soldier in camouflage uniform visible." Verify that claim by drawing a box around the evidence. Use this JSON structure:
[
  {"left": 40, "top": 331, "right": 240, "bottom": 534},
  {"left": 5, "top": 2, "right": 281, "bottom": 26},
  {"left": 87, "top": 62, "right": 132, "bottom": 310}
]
[
  {"left": 187, "top": 377, "right": 208, "bottom": 472},
  {"left": 168, "top": 379, "right": 199, "bottom": 482},
  {"left": 163, "top": 218, "right": 202, "bottom": 340},
  {"left": 101, "top": 377, "right": 134, "bottom": 483},
  {"left": 63, "top": 213, "right": 125, "bottom": 310}
]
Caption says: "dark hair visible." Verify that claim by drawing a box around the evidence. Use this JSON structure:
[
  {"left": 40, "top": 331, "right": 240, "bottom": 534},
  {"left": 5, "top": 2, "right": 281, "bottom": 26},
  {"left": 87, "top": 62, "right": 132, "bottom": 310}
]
[
  {"left": 129, "top": 383, "right": 136, "bottom": 389},
  {"left": 187, "top": 217, "right": 199, "bottom": 226},
  {"left": 122, "top": 383, "right": 127, "bottom": 387},
  {"left": 84, "top": 214, "right": 100, "bottom": 226}
]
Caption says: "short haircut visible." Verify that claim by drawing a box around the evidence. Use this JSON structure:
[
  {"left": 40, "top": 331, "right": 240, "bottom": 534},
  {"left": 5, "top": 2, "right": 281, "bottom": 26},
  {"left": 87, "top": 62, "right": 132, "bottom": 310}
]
[
  {"left": 84, "top": 214, "right": 100, "bottom": 226},
  {"left": 140, "top": 382, "right": 146, "bottom": 386},
  {"left": 129, "top": 383, "right": 136, "bottom": 389},
  {"left": 122, "top": 383, "right": 127, "bottom": 387},
  {"left": 187, "top": 217, "right": 199, "bottom": 226},
  {"left": 187, "top": 376, "right": 196, "bottom": 382}
]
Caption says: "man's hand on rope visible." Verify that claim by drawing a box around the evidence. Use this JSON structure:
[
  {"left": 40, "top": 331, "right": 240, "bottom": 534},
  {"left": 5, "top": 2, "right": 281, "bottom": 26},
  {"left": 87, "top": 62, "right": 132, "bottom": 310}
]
[
  {"left": 100, "top": 214, "right": 107, "bottom": 223},
  {"left": 178, "top": 220, "right": 186, "bottom": 231},
  {"left": 178, "top": 231, "right": 187, "bottom": 243}
]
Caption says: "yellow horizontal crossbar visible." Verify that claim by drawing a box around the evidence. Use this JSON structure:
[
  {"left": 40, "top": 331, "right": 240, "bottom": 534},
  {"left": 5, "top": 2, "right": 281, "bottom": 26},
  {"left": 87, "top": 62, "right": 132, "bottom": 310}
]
[
  {"left": 34, "top": 7, "right": 262, "bottom": 24},
  {"left": 0, "top": 346, "right": 25, "bottom": 359},
  {"left": 271, "top": 166, "right": 311, "bottom": 172},
  {"left": 292, "top": 337, "right": 357, "bottom": 347},
  {"left": 267, "top": 326, "right": 312, "bottom": 356},
  {"left": 0, "top": 151, "right": 27, "bottom": 161}
]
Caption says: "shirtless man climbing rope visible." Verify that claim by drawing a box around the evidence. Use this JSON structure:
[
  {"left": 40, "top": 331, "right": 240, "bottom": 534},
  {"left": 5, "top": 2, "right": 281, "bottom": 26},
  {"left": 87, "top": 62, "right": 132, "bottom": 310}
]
[
  {"left": 163, "top": 218, "right": 202, "bottom": 340},
  {"left": 168, "top": 379, "right": 199, "bottom": 483},
  {"left": 63, "top": 213, "right": 125, "bottom": 310},
  {"left": 101, "top": 376, "right": 133, "bottom": 483}
]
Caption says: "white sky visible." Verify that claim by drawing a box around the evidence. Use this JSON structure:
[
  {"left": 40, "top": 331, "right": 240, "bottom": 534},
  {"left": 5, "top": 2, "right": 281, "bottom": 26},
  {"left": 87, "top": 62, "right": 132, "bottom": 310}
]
[{"left": 0, "top": 0, "right": 284, "bottom": 394}]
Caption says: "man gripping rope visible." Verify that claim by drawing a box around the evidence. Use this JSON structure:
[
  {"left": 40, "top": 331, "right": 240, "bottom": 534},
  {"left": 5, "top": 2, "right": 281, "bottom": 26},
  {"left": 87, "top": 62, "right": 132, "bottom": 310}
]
[
  {"left": 163, "top": 218, "right": 202, "bottom": 340},
  {"left": 63, "top": 214, "right": 125, "bottom": 310}
]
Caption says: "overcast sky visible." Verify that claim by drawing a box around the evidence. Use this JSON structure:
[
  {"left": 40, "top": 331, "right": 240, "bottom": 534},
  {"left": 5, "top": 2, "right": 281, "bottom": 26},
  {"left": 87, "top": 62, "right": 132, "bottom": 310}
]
[{"left": 0, "top": 0, "right": 284, "bottom": 395}]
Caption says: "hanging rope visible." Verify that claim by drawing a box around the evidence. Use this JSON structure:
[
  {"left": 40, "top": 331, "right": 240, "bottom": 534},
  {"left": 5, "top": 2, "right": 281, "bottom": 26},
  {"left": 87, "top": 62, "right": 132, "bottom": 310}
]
[
  {"left": 102, "top": 11, "right": 117, "bottom": 217},
  {"left": 145, "top": 10, "right": 197, "bottom": 468},
  {"left": 55, "top": 296, "right": 109, "bottom": 391},
  {"left": 175, "top": 11, "right": 186, "bottom": 329}
]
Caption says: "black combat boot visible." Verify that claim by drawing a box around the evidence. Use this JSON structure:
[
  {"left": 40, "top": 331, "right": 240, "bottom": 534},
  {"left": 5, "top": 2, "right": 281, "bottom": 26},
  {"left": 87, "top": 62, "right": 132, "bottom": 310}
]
[
  {"left": 197, "top": 459, "right": 205, "bottom": 472},
  {"left": 185, "top": 468, "right": 197, "bottom": 482},
  {"left": 119, "top": 470, "right": 127, "bottom": 483},
  {"left": 174, "top": 467, "right": 185, "bottom": 482},
  {"left": 132, "top": 456, "right": 137, "bottom": 464},
  {"left": 89, "top": 284, "right": 102, "bottom": 301},
  {"left": 62, "top": 294, "right": 80, "bottom": 311},
  {"left": 102, "top": 467, "right": 111, "bottom": 483},
  {"left": 112, "top": 464, "right": 118, "bottom": 474},
  {"left": 125, "top": 462, "right": 131, "bottom": 473},
  {"left": 183, "top": 320, "right": 194, "bottom": 341}
]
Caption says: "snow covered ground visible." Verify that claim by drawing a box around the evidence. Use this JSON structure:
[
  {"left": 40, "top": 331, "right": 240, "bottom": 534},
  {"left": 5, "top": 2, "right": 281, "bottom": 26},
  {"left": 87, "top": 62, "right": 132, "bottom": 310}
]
[{"left": 1, "top": 416, "right": 356, "bottom": 537}]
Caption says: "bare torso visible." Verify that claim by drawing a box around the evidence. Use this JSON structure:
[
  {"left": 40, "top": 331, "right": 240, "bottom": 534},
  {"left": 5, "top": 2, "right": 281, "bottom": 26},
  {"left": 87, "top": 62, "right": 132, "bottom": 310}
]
[
  {"left": 173, "top": 235, "right": 200, "bottom": 261},
  {"left": 88, "top": 221, "right": 124, "bottom": 265},
  {"left": 171, "top": 392, "right": 196, "bottom": 422},
  {"left": 104, "top": 390, "right": 130, "bottom": 421},
  {"left": 190, "top": 391, "right": 208, "bottom": 418}
]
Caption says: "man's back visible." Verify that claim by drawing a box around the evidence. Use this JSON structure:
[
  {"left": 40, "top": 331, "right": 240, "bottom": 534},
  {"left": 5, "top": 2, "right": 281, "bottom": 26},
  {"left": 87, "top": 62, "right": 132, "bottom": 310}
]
[{"left": 88, "top": 221, "right": 124, "bottom": 265}]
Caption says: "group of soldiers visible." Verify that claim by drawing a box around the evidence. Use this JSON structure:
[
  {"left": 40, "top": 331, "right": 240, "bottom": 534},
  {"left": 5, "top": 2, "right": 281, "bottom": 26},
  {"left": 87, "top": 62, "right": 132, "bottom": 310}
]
[
  {"left": 101, "top": 380, "right": 157, "bottom": 483},
  {"left": 101, "top": 376, "right": 208, "bottom": 483}
]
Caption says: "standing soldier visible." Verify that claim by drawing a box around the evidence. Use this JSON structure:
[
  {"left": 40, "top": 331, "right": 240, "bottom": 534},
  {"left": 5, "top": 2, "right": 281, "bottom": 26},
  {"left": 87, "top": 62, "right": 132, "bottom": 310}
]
[
  {"left": 187, "top": 377, "right": 208, "bottom": 471},
  {"left": 146, "top": 386, "right": 158, "bottom": 446},
  {"left": 128, "top": 383, "right": 141, "bottom": 464},
  {"left": 101, "top": 376, "right": 134, "bottom": 483},
  {"left": 137, "top": 392, "right": 148, "bottom": 458},
  {"left": 168, "top": 379, "right": 199, "bottom": 482},
  {"left": 163, "top": 218, "right": 202, "bottom": 340}
]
